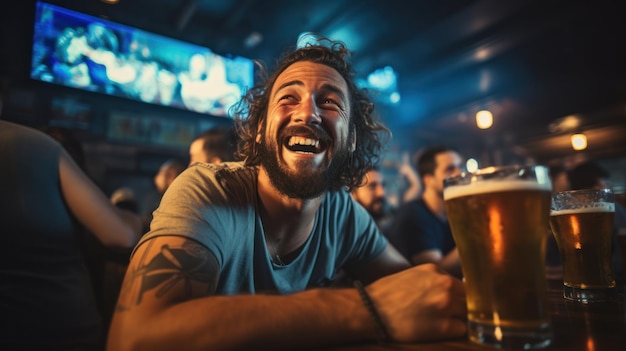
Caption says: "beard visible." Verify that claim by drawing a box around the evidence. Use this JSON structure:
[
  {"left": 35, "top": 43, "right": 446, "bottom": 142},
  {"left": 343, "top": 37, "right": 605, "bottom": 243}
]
[
  {"left": 368, "top": 199, "right": 386, "bottom": 220},
  {"left": 259, "top": 128, "right": 350, "bottom": 199}
]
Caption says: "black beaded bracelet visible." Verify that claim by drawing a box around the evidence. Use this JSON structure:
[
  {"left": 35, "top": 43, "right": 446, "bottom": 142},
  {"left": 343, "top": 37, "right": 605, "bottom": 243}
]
[{"left": 353, "top": 280, "right": 389, "bottom": 344}]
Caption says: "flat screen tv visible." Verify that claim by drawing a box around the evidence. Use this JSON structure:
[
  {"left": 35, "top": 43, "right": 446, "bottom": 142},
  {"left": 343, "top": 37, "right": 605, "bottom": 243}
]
[{"left": 30, "top": 1, "right": 255, "bottom": 118}]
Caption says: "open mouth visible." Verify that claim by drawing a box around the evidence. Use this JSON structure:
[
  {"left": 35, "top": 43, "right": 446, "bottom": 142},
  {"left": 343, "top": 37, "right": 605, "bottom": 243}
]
[{"left": 284, "top": 136, "right": 325, "bottom": 153}]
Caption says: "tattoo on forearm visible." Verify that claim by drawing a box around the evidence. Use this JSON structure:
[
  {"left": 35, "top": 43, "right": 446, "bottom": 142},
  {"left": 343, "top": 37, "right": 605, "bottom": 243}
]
[{"left": 116, "top": 239, "right": 215, "bottom": 310}]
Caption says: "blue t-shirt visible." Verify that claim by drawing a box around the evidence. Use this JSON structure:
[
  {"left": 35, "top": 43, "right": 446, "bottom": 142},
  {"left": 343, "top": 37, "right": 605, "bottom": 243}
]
[
  {"left": 138, "top": 162, "right": 388, "bottom": 295},
  {"left": 388, "top": 198, "right": 455, "bottom": 261}
]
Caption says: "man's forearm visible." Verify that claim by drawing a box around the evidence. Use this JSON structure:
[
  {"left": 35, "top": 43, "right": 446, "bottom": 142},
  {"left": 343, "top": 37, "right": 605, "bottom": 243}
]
[{"left": 107, "top": 288, "right": 378, "bottom": 351}]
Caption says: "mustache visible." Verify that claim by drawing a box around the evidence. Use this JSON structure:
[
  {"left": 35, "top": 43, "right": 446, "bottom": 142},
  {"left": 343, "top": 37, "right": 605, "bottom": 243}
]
[{"left": 279, "top": 125, "right": 332, "bottom": 145}]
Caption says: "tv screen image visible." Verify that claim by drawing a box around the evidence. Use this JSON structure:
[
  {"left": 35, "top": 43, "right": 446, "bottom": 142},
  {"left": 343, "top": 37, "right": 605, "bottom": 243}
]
[{"left": 30, "top": 1, "right": 255, "bottom": 118}]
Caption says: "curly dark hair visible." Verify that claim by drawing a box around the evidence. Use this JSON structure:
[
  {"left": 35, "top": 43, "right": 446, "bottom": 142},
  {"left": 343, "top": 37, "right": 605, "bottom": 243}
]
[{"left": 232, "top": 37, "right": 390, "bottom": 191}]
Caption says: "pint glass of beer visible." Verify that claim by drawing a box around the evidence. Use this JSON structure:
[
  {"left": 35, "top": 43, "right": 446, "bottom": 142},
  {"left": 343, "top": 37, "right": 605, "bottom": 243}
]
[
  {"left": 444, "top": 165, "right": 553, "bottom": 349},
  {"left": 549, "top": 188, "right": 615, "bottom": 302}
]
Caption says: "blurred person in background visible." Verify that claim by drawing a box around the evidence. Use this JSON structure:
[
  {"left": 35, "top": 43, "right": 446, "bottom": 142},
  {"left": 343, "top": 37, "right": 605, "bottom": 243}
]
[
  {"left": 388, "top": 145, "right": 464, "bottom": 278},
  {"left": 43, "top": 125, "right": 126, "bottom": 333},
  {"left": 379, "top": 151, "right": 421, "bottom": 208},
  {"left": 397, "top": 150, "right": 422, "bottom": 203},
  {"left": 110, "top": 187, "right": 140, "bottom": 214},
  {"left": 105, "top": 157, "right": 183, "bottom": 335},
  {"left": 154, "top": 158, "right": 186, "bottom": 195},
  {"left": 550, "top": 164, "right": 571, "bottom": 193},
  {"left": 0, "top": 120, "right": 142, "bottom": 351},
  {"left": 350, "top": 165, "right": 395, "bottom": 236},
  {"left": 143, "top": 158, "right": 187, "bottom": 229},
  {"left": 188, "top": 125, "right": 238, "bottom": 165},
  {"left": 118, "top": 158, "right": 187, "bottom": 235},
  {"left": 41, "top": 126, "right": 87, "bottom": 172}
]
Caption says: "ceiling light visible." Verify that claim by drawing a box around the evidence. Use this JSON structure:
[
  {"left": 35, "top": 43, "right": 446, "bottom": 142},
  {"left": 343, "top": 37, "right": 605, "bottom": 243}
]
[
  {"left": 548, "top": 115, "right": 582, "bottom": 133},
  {"left": 476, "top": 110, "right": 493, "bottom": 129},
  {"left": 389, "top": 92, "right": 401, "bottom": 104},
  {"left": 466, "top": 158, "right": 479, "bottom": 173},
  {"left": 367, "top": 66, "right": 397, "bottom": 91},
  {"left": 571, "top": 133, "right": 587, "bottom": 151},
  {"left": 244, "top": 32, "right": 263, "bottom": 48}
]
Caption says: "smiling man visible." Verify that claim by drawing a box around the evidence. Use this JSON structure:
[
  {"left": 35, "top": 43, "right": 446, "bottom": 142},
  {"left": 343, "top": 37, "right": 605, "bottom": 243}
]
[
  {"left": 389, "top": 146, "right": 464, "bottom": 278},
  {"left": 107, "top": 38, "right": 466, "bottom": 351}
]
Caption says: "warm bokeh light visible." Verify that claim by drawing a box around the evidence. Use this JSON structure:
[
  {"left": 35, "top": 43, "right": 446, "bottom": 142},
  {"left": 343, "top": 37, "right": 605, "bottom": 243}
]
[
  {"left": 571, "top": 133, "right": 588, "bottom": 151},
  {"left": 466, "top": 158, "right": 479, "bottom": 173},
  {"left": 476, "top": 110, "right": 493, "bottom": 129}
]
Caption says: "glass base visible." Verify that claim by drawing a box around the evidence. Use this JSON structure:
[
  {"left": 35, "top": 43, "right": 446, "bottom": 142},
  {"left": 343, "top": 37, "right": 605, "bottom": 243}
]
[
  {"left": 468, "top": 320, "right": 552, "bottom": 349},
  {"left": 563, "top": 285, "right": 616, "bottom": 303}
]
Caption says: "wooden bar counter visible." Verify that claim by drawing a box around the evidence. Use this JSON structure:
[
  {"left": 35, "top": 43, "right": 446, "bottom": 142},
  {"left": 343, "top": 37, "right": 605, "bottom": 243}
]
[{"left": 322, "top": 279, "right": 626, "bottom": 351}]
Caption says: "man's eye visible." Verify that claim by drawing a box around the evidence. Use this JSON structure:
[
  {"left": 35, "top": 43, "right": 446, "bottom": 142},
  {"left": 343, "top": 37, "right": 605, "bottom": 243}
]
[
  {"left": 321, "top": 98, "right": 344, "bottom": 111},
  {"left": 278, "top": 95, "right": 296, "bottom": 102}
]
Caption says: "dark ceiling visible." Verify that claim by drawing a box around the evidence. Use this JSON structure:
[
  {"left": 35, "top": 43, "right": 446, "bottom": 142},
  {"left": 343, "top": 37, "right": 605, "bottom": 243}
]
[{"left": 7, "top": 0, "right": 626, "bottom": 165}]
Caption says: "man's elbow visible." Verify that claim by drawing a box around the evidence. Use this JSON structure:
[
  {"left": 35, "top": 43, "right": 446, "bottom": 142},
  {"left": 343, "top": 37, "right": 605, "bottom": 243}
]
[{"left": 107, "top": 315, "right": 141, "bottom": 351}]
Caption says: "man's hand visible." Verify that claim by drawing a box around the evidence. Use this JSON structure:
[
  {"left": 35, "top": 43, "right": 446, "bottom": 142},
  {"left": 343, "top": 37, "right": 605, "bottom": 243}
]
[{"left": 367, "top": 263, "right": 467, "bottom": 343}]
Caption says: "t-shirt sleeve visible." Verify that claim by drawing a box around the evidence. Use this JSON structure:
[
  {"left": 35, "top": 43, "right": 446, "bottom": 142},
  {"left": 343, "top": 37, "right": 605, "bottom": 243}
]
[{"left": 136, "top": 164, "right": 256, "bottom": 268}]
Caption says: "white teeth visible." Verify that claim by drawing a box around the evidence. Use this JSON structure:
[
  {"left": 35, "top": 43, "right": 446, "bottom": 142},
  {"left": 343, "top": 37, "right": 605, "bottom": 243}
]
[{"left": 288, "top": 136, "right": 320, "bottom": 149}]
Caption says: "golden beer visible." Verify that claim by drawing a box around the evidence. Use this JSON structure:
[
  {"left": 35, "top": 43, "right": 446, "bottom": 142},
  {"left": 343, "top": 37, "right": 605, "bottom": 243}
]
[
  {"left": 549, "top": 205, "right": 615, "bottom": 291},
  {"left": 444, "top": 166, "right": 553, "bottom": 349}
]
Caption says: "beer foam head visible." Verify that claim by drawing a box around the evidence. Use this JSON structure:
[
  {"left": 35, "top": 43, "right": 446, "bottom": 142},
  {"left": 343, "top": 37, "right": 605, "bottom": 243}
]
[
  {"left": 551, "top": 202, "right": 615, "bottom": 215},
  {"left": 444, "top": 179, "right": 552, "bottom": 200}
]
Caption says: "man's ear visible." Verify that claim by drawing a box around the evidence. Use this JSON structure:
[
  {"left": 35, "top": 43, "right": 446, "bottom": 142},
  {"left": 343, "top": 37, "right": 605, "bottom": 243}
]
[{"left": 422, "top": 173, "right": 433, "bottom": 188}]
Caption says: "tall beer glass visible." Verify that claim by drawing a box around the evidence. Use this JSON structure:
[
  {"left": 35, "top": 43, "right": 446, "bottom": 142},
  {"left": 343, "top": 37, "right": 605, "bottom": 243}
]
[
  {"left": 549, "top": 188, "right": 615, "bottom": 302},
  {"left": 444, "top": 165, "right": 553, "bottom": 349}
]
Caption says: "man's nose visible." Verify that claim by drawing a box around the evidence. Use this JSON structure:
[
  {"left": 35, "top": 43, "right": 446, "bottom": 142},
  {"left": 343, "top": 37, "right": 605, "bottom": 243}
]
[
  {"left": 451, "top": 166, "right": 462, "bottom": 177},
  {"left": 375, "top": 185, "right": 385, "bottom": 197},
  {"left": 293, "top": 96, "right": 322, "bottom": 124}
]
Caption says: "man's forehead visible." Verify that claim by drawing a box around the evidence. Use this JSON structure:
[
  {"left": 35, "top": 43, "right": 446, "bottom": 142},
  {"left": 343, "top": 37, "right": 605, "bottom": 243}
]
[
  {"left": 367, "top": 169, "right": 382, "bottom": 178},
  {"left": 364, "top": 170, "right": 383, "bottom": 183},
  {"left": 272, "top": 61, "right": 348, "bottom": 92},
  {"left": 436, "top": 151, "right": 462, "bottom": 165},
  {"left": 189, "top": 139, "right": 204, "bottom": 152}
]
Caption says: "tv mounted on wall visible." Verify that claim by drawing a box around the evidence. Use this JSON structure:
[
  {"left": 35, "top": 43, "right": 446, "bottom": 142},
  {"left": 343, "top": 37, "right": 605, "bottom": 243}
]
[{"left": 30, "top": 1, "right": 254, "bottom": 118}]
